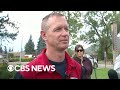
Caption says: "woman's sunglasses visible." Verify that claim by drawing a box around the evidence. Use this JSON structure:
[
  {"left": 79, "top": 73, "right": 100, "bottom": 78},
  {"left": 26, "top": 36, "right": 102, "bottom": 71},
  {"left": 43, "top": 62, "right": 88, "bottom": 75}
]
[{"left": 76, "top": 50, "right": 83, "bottom": 52}]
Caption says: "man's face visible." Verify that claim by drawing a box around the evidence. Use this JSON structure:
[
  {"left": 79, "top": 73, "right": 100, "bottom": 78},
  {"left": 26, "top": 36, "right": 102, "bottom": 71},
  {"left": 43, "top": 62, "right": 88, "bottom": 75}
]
[{"left": 44, "top": 16, "right": 69, "bottom": 51}]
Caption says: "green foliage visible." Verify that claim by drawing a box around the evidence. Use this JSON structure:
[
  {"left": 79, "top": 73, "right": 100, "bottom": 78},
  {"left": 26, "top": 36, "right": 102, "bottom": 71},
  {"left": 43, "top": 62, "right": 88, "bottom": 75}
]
[
  {"left": 8, "top": 53, "right": 14, "bottom": 58},
  {"left": 112, "top": 11, "right": 120, "bottom": 34},
  {"left": 24, "top": 35, "right": 35, "bottom": 54},
  {"left": 107, "top": 53, "right": 113, "bottom": 60},
  {"left": 0, "top": 13, "right": 19, "bottom": 48},
  {"left": 9, "top": 47, "right": 13, "bottom": 52},
  {"left": 0, "top": 46, "right": 3, "bottom": 53},
  {"left": 9, "top": 58, "right": 19, "bottom": 62},
  {"left": 9, "top": 58, "right": 33, "bottom": 62},
  {"left": 0, "top": 64, "right": 16, "bottom": 79},
  {"left": 58, "top": 11, "right": 83, "bottom": 45},
  {"left": 4, "top": 46, "right": 7, "bottom": 54},
  {"left": 21, "top": 58, "right": 33, "bottom": 62},
  {"left": 36, "top": 36, "right": 46, "bottom": 55},
  {"left": 107, "top": 48, "right": 113, "bottom": 59},
  {"left": 66, "top": 48, "right": 74, "bottom": 57},
  {"left": 98, "top": 48, "right": 104, "bottom": 60},
  {"left": 80, "top": 11, "right": 120, "bottom": 60}
]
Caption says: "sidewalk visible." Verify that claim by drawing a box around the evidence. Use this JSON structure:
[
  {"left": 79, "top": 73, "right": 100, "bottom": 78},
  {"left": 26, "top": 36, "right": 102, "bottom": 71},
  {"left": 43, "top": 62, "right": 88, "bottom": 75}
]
[
  {"left": 7, "top": 62, "right": 29, "bottom": 66},
  {"left": 98, "top": 64, "right": 114, "bottom": 69}
]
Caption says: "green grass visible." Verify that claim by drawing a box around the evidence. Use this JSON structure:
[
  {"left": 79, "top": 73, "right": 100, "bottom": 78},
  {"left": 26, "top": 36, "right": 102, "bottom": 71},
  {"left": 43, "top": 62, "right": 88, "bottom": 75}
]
[{"left": 91, "top": 68, "right": 111, "bottom": 79}]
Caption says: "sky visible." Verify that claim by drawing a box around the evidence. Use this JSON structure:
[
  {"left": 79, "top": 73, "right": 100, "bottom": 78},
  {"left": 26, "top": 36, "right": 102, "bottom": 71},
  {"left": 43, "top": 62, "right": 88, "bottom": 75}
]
[
  {"left": 2, "top": 11, "right": 91, "bottom": 52},
  {"left": 2, "top": 11, "right": 52, "bottom": 52}
]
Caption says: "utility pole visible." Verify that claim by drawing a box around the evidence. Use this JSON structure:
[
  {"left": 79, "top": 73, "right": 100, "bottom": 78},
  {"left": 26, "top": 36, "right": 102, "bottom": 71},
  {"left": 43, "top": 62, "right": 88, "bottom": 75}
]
[
  {"left": 20, "top": 32, "right": 23, "bottom": 62},
  {"left": 111, "top": 22, "right": 119, "bottom": 65}
]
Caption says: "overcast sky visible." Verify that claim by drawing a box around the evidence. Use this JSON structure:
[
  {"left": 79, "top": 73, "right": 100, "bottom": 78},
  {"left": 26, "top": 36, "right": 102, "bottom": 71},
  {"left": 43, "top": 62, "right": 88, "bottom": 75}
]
[
  {"left": 2, "top": 11, "right": 52, "bottom": 52},
  {"left": 2, "top": 11, "right": 91, "bottom": 52}
]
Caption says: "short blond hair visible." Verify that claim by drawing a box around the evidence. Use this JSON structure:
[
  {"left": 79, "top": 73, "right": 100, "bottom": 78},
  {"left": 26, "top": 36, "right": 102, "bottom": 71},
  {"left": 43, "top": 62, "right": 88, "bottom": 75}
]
[{"left": 41, "top": 12, "right": 67, "bottom": 31}]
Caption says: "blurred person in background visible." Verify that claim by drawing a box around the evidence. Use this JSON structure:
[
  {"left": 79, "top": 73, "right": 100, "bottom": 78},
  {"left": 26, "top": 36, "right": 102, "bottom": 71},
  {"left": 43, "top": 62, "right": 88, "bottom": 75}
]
[{"left": 73, "top": 44, "right": 93, "bottom": 79}]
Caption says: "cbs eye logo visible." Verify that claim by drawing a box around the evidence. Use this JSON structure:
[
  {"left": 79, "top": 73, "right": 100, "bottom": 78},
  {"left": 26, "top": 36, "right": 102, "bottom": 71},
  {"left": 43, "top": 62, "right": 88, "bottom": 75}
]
[
  {"left": 7, "top": 65, "right": 14, "bottom": 72},
  {"left": 7, "top": 65, "right": 21, "bottom": 72}
]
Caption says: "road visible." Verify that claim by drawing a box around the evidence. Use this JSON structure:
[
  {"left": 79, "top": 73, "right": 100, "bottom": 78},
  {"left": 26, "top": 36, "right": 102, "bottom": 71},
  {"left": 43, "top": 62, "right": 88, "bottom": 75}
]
[{"left": 98, "top": 64, "right": 113, "bottom": 69}]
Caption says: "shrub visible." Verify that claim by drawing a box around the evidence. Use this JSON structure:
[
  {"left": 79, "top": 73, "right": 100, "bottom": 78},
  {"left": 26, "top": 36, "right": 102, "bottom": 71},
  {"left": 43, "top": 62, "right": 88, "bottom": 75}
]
[
  {"left": 9, "top": 58, "right": 34, "bottom": 62},
  {"left": 0, "top": 64, "right": 16, "bottom": 79},
  {"left": 9, "top": 58, "right": 19, "bottom": 62},
  {"left": 21, "top": 58, "right": 33, "bottom": 62}
]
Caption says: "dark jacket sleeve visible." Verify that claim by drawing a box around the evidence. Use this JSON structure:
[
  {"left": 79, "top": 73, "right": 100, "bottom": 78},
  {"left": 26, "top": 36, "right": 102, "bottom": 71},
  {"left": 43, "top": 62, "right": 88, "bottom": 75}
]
[
  {"left": 14, "top": 72, "right": 24, "bottom": 79},
  {"left": 81, "top": 66, "right": 87, "bottom": 79},
  {"left": 83, "top": 57, "right": 93, "bottom": 79}
]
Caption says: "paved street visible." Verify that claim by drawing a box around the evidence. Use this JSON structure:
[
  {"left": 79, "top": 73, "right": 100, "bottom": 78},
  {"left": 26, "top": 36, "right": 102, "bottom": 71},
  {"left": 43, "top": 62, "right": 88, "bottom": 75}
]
[{"left": 98, "top": 64, "right": 113, "bottom": 69}]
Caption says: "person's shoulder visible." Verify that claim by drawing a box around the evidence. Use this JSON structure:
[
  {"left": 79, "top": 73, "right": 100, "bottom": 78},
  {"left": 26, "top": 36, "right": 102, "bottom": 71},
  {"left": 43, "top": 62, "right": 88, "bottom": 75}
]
[
  {"left": 83, "top": 57, "right": 90, "bottom": 61},
  {"left": 73, "top": 56, "right": 77, "bottom": 60},
  {"left": 14, "top": 71, "right": 24, "bottom": 79},
  {"left": 18, "top": 56, "right": 43, "bottom": 79},
  {"left": 72, "top": 55, "right": 79, "bottom": 61},
  {"left": 23, "top": 58, "right": 38, "bottom": 68}
]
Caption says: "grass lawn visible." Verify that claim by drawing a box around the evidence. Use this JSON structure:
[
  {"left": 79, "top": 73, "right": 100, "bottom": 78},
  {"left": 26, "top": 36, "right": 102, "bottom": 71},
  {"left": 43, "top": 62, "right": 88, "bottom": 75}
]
[{"left": 91, "top": 68, "right": 111, "bottom": 79}]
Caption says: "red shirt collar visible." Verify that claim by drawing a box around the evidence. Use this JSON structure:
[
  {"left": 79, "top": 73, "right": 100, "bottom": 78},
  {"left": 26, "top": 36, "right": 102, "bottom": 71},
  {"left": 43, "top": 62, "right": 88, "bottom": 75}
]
[{"left": 35, "top": 49, "right": 77, "bottom": 74}]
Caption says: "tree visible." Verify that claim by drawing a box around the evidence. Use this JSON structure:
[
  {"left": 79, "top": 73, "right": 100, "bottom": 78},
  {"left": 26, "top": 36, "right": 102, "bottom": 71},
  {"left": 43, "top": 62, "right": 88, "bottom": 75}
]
[
  {"left": 0, "top": 46, "right": 3, "bottom": 53},
  {"left": 4, "top": 46, "right": 7, "bottom": 54},
  {"left": 80, "top": 11, "right": 120, "bottom": 60},
  {"left": 54, "top": 11, "right": 83, "bottom": 45},
  {"left": 36, "top": 36, "right": 46, "bottom": 55},
  {"left": 66, "top": 47, "right": 74, "bottom": 57},
  {"left": 8, "top": 47, "right": 12, "bottom": 52},
  {"left": 8, "top": 53, "right": 14, "bottom": 58},
  {"left": 24, "top": 35, "right": 35, "bottom": 54},
  {"left": 0, "top": 12, "right": 19, "bottom": 49}
]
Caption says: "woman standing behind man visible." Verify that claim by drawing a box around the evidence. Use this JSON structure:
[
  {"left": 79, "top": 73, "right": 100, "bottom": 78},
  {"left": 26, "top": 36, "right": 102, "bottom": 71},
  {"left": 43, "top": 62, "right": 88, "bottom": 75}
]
[{"left": 73, "top": 44, "right": 93, "bottom": 79}]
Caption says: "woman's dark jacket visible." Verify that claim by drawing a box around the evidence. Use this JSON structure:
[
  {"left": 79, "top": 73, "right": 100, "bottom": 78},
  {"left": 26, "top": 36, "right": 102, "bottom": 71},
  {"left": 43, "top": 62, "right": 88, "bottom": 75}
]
[{"left": 73, "top": 55, "right": 93, "bottom": 79}]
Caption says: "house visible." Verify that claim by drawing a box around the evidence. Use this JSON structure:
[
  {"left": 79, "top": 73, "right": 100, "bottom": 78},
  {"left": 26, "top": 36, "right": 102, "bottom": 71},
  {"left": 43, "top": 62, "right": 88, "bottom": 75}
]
[
  {"left": 8, "top": 51, "right": 25, "bottom": 58},
  {"left": 0, "top": 54, "right": 3, "bottom": 58},
  {"left": 0, "top": 53, "right": 7, "bottom": 58}
]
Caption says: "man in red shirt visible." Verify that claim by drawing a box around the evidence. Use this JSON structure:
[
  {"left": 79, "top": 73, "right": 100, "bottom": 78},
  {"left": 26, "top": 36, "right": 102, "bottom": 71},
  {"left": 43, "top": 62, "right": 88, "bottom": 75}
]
[{"left": 14, "top": 12, "right": 82, "bottom": 79}]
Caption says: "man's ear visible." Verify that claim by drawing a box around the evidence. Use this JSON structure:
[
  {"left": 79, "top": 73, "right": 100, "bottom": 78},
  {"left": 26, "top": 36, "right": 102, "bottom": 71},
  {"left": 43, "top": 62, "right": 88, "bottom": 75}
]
[{"left": 41, "top": 30, "right": 47, "bottom": 41}]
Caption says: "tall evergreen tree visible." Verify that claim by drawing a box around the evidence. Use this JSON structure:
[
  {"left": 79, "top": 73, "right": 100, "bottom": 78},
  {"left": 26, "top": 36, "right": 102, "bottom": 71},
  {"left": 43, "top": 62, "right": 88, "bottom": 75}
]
[
  {"left": 9, "top": 47, "right": 12, "bottom": 52},
  {"left": 4, "top": 46, "right": 7, "bottom": 54},
  {"left": 24, "top": 35, "right": 35, "bottom": 54},
  {"left": 0, "top": 46, "right": 3, "bottom": 53},
  {"left": 36, "top": 36, "right": 46, "bottom": 55}
]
